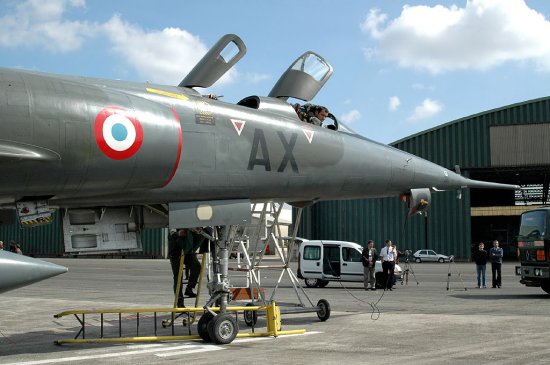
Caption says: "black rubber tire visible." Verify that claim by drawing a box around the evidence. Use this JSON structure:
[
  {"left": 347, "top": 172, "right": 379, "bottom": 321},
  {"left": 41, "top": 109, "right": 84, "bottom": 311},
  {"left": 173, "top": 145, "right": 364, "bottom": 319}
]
[
  {"left": 317, "top": 279, "right": 329, "bottom": 288},
  {"left": 197, "top": 312, "right": 214, "bottom": 342},
  {"left": 304, "top": 278, "right": 319, "bottom": 288},
  {"left": 207, "top": 314, "right": 238, "bottom": 344},
  {"left": 438, "top": 258, "right": 445, "bottom": 263},
  {"left": 316, "top": 299, "right": 331, "bottom": 322},
  {"left": 415, "top": 258, "right": 421, "bottom": 263},
  {"left": 243, "top": 302, "right": 258, "bottom": 327}
]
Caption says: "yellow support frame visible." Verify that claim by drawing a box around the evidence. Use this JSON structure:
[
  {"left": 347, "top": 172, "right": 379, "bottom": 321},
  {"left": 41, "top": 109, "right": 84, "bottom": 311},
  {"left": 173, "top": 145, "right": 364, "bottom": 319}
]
[{"left": 53, "top": 302, "right": 305, "bottom": 345}]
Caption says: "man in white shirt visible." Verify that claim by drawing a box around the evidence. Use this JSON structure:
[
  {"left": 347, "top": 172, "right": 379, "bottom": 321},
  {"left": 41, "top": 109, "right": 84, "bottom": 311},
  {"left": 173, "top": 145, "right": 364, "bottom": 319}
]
[{"left": 379, "top": 239, "right": 396, "bottom": 290}]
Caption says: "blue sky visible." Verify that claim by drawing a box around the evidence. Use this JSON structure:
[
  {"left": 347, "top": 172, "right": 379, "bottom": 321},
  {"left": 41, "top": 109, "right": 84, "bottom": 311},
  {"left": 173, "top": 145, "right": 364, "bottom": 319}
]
[{"left": 2, "top": 0, "right": 550, "bottom": 143}]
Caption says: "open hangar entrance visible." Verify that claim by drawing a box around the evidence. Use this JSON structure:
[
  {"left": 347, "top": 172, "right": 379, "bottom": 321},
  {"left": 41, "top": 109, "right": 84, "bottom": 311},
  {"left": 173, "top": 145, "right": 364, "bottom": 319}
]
[{"left": 297, "top": 97, "right": 550, "bottom": 261}]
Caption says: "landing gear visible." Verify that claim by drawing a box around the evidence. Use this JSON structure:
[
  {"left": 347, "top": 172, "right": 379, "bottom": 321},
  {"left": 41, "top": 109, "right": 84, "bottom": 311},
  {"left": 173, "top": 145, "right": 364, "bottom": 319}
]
[
  {"left": 197, "top": 312, "right": 214, "bottom": 342},
  {"left": 207, "top": 313, "right": 238, "bottom": 344}
]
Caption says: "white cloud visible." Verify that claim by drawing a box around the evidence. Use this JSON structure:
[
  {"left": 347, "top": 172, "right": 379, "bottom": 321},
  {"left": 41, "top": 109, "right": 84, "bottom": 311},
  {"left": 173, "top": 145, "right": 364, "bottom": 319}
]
[
  {"left": 412, "top": 83, "right": 435, "bottom": 91},
  {"left": 0, "top": 0, "right": 240, "bottom": 86},
  {"left": 101, "top": 15, "right": 213, "bottom": 85},
  {"left": 0, "top": 0, "right": 95, "bottom": 52},
  {"left": 340, "top": 109, "right": 361, "bottom": 124},
  {"left": 389, "top": 96, "right": 400, "bottom": 111},
  {"left": 408, "top": 98, "right": 443, "bottom": 122},
  {"left": 361, "top": 0, "right": 550, "bottom": 73}
]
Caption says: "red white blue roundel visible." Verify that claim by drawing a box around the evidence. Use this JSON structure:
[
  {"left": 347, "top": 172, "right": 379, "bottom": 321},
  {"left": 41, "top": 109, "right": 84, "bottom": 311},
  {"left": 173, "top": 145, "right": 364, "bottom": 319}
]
[{"left": 94, "top": 107, "right": 144, "bottom": 160}]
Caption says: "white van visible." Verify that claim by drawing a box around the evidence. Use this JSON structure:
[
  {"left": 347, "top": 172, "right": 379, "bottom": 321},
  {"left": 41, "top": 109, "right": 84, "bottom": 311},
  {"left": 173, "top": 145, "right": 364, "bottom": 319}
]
[{"left": 297, "top": 240, "right": 403, "bottom": 288}]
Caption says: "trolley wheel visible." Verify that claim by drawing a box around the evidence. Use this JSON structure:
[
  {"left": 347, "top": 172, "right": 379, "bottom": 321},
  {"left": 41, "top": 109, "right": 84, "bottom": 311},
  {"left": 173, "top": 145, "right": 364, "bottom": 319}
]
[
  {"left": 316, "top": 299, "right": 331, "bottom": 322},
  {"left": 304, "top": 278, "right": 319, "bottom": 288},
  {"left": 243, "top": 302, "right": 258, "bottom": 327},
  {"left": 198, "top": 312, "right": 214, "bottom": 342},
  {"left": 207, "top": 313, "right": 238, "bottom": 344},
  {"left": 317, "top": 279, "right": 329, "bottom": 288}
]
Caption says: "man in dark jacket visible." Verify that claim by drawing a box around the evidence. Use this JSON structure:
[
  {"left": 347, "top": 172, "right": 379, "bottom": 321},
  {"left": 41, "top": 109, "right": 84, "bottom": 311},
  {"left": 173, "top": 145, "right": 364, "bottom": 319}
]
[
  {"left": 489, "top": 240, "right": 503, "bottom": 288},
  {"left": 362, "top": 240, "right": 378, "bottom": 290},
  {"left": 472, "top": 242, "right": 488, "bottom": 288},
  {"left": 168, "top": 228, "right": 205, "bottom": 306}
]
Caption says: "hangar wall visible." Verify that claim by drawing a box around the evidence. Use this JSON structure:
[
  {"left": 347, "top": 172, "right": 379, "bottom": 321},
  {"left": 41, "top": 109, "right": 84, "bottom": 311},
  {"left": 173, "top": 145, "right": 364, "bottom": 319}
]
[{"left": 297, "top": 96, "right": 550, "bottom": 259}]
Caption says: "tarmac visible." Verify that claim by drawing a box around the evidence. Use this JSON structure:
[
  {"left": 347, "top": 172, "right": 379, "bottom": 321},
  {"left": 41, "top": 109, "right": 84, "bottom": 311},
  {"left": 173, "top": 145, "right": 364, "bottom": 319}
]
[{"left": 1, "top": 257, "right": 549, "bottom": 365}]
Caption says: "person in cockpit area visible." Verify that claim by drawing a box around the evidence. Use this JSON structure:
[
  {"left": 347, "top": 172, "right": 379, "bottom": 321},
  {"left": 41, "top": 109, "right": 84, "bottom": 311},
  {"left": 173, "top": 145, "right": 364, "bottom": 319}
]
[{"left": 309, "top": 105, "right": 329, "bottom": 126}]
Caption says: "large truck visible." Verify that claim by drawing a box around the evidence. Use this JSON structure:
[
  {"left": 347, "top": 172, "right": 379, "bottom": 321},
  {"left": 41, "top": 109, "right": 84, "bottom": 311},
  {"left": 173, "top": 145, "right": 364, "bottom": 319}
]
[{"left": 516, "top": 207, "right": 550, "bottom": 294}]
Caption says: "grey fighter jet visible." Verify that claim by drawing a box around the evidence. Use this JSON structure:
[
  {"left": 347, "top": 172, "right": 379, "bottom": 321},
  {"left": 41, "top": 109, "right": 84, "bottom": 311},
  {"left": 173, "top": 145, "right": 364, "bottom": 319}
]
[{"left": 0, "top": 34, "right": 516, "bottom": 294}]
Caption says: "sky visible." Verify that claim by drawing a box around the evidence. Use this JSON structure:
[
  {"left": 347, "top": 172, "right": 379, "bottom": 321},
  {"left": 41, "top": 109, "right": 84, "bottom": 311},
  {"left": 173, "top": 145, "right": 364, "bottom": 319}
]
[{"left": 2, "top": 0, "right": 550, "bottom": 144}]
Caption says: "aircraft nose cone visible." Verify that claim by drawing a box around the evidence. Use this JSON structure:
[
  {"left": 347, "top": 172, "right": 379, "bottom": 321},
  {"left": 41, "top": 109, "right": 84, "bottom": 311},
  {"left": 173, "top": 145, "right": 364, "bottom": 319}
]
[{"left": 0, "top": 251, "right": 68, "bottom": 294}]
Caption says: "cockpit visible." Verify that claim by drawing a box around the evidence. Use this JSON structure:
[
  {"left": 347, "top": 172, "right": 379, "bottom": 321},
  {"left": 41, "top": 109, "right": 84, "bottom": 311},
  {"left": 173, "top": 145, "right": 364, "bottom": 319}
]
[{"left": 179, "top": 34, "right": 354, "bottom": 134}]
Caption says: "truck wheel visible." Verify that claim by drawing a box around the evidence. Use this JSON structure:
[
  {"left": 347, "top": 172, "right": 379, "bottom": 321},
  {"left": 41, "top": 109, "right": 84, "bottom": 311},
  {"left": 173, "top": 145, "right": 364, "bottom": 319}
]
[
  {"left": 541, "top": 282, "right": 550, "bottom": 295},
  {"left": 305, "top": 278, "right": 319, "bottom": 288}
]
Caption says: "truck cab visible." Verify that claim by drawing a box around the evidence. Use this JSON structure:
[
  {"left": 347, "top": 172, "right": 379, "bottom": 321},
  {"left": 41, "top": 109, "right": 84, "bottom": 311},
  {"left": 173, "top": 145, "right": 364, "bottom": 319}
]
[{"left": 516, "top": 207, "right": 550, "bottom": 294}]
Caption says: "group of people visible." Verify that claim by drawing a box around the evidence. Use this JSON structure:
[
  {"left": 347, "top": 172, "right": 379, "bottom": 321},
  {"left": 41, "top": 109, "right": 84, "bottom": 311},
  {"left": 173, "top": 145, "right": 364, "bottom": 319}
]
[
  {"left": 0, "top": 240, "right": 22, "bottom": 254},
  {"left": 360, "top": 239, "right": 504, "bottom": 291},
  {"left": 361, "top": 239, "right": 398, "bottom": 291},
  {"left": 473, "top": 240, "right": 503, "bottom": 288}
]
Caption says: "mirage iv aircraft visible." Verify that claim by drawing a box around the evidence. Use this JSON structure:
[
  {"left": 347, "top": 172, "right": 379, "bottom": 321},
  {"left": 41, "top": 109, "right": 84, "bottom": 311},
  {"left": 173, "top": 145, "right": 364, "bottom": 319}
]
[{"left": 0, "top": 34, "right": 516, "bottom": 293}]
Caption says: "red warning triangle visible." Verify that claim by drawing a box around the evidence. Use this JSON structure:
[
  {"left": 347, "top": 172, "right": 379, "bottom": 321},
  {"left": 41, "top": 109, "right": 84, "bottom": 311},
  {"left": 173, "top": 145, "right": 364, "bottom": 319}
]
[
  {"left": 302, "top": 127, "right": 314, "bottom": 143},
  {"left": 231, "top": 119, "right": 246, "bottom": 136}
]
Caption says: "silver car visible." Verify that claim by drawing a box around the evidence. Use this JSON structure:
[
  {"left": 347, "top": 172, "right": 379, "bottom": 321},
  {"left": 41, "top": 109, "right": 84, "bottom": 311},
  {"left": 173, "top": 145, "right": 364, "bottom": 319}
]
[{"left": 412, "top": 249, "right": 453, "bottom": 263}]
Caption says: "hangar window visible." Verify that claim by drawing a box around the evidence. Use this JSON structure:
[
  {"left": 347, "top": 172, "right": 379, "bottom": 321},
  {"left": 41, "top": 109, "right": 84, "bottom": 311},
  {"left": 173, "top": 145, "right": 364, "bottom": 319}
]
[{"left": 303, "top": 245, "right": 320, "bottom": 260}]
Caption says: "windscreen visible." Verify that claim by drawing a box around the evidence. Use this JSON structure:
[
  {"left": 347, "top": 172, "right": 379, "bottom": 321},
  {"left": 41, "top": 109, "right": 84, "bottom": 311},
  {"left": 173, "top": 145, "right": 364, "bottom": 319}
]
[{"left": 519, "top": 210, "right": 547, "bottom": 239}]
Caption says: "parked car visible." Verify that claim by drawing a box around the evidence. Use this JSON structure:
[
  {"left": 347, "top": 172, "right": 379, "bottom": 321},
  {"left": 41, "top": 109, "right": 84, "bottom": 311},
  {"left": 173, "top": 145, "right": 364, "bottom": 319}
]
[
  {"left": 412, "top": 249, "right": 453, "bottom": 263},
  {"left": 297, "top": 240, "right": 403, "bottom": 288}
]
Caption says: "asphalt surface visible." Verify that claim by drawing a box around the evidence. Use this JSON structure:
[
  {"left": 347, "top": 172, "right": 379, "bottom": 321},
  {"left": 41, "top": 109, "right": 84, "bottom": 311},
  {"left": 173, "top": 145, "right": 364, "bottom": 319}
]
[{"left": 1, "top": 257, "right": 549, "bottom": 365}]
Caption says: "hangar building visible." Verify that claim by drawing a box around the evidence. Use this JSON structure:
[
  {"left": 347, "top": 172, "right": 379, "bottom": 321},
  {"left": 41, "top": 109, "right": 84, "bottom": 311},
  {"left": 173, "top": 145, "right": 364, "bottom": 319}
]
[{"left": 297, "top": 97, "right": 550, "bottom": 260}]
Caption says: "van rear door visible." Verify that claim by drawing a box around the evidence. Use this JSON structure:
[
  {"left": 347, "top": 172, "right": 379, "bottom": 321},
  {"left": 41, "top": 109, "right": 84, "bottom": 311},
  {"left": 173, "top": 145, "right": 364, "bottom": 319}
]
[{"left": 301, "top": 241, "right": 323, "bottom": 279}]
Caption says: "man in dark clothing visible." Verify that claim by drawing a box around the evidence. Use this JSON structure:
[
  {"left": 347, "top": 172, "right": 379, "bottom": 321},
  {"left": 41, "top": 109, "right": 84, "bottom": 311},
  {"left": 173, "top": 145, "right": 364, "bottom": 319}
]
[
  {"left": 168, "top": 228, "right": 205, "bottom": 306},
  {"left": 489, "top": 240, "right": 503, "bottom": 288},
  {"left": 472, "top": 242, "right": 488, "bottom": 288},
  {"left": 361, "top": 240, "right": 378, "bottom": 290},
  {"left": 168, "top": 229, "right": 185, "bottom": 307}
]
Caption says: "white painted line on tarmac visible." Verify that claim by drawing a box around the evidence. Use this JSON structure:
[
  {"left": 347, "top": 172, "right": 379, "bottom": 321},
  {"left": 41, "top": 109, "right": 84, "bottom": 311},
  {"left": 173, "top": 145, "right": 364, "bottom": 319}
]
[
  {"left": 0, "top": 343, "right": 211, "bottom": 365},
  {"left": 155, "top": 345, "right": 224, "bottom": 357},
  {"left": 0, "top": 331, "right": 324, "bottom": 365}
]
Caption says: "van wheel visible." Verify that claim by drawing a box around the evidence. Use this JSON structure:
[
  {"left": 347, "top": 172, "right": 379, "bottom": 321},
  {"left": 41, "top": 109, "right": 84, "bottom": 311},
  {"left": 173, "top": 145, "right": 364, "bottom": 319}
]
[
  {"left": 415, "top": 258, "right": 421, "bottom": 263},
  {"left": 305, "top": 278, "right": 319, "bottom": 288},
  {"left": 317, "top": 280, "right": 329, "bottom": 288}
]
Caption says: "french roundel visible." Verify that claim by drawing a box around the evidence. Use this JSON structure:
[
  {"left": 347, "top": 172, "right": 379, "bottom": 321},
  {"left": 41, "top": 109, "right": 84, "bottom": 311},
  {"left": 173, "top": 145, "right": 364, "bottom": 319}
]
[{"left": 94, "top": 107, "right": 144, "bottom": 160}]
